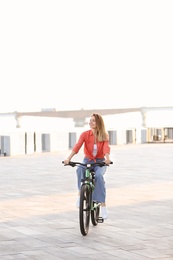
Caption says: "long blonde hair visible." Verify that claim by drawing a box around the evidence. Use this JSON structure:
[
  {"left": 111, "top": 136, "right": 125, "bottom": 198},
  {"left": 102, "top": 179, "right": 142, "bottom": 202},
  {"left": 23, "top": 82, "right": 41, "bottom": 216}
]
[{"left": 92, "top": 113, "right": 108, "bottom": 142}]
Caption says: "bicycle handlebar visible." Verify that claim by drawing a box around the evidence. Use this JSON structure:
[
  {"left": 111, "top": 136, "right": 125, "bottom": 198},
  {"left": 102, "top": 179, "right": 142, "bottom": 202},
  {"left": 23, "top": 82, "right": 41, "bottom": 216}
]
[{"left": 62, "top": 161, "right": 113, "bottom": 167}]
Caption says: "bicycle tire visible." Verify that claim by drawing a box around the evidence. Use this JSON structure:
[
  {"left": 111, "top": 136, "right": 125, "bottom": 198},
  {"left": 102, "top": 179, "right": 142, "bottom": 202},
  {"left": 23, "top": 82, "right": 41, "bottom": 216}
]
[
  {"left": 79, "top": 184, "right": 91, "bottom": 236},
  {"left": 91, "top": 201, "right": 100, "bottom": 226}
]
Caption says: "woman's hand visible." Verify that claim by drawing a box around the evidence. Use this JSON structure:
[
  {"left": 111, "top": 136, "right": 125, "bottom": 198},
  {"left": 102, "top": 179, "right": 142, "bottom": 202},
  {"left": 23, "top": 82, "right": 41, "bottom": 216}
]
[
  {"left": 63, "top": 159, "right": 70, "bottom": 165},
  {"left": 105, "top": 159, "right": 111, "bottom": 165}
]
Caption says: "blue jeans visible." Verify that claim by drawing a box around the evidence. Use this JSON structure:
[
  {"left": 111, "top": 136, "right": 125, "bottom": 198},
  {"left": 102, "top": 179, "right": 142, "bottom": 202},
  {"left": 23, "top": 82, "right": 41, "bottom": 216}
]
[{"left": 76, "top": 158, "right": 107, "bottom": 203}]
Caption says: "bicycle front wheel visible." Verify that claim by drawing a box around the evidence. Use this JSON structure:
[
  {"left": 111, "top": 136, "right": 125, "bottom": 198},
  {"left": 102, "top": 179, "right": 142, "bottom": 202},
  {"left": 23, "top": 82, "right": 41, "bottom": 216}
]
[{"left": 79, "top": 184, "right": 91, "bottom": 236}]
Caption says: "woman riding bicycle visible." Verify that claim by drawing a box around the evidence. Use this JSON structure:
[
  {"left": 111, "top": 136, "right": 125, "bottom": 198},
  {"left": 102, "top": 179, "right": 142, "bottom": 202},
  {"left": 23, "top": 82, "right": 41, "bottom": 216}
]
[{"left": 63, "top": 113, "right": 111, "bottom": 220}]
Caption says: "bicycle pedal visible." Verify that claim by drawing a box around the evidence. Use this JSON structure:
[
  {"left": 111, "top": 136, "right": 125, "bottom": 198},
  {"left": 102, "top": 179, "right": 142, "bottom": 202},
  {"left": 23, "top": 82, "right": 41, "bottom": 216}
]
[{"left": 97, "top": 217, "right": 104, "bottom": 223}]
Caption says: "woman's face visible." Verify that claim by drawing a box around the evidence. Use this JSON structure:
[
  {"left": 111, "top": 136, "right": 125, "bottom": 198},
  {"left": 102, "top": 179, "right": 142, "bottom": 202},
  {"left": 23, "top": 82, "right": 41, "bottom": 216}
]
[{"left": 89, "top": 116, "right": 97, "bottom": 130}]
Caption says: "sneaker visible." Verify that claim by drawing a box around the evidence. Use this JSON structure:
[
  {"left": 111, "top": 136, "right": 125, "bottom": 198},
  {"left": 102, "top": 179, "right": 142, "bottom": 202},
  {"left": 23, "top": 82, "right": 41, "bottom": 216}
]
[
  {"left": 76, "top": 196, "right": 80, "bottom": 208},
  {"left": 101, "top": 206, "right": 108, "bottom": 220}
]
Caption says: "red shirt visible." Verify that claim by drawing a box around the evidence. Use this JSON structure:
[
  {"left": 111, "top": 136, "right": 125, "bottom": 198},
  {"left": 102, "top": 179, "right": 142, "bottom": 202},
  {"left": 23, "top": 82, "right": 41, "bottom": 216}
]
[{"left": 73, "top": 130, "right": 110, "bottom": 160}]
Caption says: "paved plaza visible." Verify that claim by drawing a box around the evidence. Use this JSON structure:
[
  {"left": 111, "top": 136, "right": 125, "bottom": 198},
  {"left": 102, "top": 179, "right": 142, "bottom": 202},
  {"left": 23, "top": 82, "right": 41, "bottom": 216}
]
[{"left": 0, "top": 144, "right": 173, "bottom": 259}]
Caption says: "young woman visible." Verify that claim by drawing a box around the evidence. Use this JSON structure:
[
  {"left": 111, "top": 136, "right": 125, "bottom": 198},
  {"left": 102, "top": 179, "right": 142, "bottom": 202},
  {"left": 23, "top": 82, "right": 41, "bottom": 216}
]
[{"left": 63, "top": 113, "right": 111, "bottom": 219}]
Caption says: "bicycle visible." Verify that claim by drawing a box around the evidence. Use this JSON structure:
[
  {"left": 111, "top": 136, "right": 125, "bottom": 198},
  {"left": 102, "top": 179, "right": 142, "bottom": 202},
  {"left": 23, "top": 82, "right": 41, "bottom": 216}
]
[{"left": 62, "top": 160, "right": 113, "bottom": 236}]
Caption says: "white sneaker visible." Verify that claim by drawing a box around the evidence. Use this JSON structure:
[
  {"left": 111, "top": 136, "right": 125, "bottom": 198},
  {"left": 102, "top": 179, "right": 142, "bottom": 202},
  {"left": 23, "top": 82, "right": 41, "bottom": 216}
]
[
  {"left": 101, "top": 206, "right": 108, "bottom": 220},
  {"left": 76, "top": 196, "right": 80, "bottom": 208}
]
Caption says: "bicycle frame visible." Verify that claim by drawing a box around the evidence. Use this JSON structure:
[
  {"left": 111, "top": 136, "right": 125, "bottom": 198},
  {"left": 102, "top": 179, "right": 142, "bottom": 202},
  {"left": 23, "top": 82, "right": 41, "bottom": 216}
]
[{"left": 82, "top": 167, "right": 101, "bottom": 209}]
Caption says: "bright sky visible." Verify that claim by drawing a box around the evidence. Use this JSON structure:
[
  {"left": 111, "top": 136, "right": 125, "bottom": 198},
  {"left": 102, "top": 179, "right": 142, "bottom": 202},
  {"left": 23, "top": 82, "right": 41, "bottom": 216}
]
[{"left": 0, "top": 0, "right": 173, "bottom": 113}]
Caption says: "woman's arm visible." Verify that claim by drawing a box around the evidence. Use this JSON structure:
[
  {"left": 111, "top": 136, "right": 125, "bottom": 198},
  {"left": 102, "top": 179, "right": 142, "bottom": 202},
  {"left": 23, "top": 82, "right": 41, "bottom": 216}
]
[
  {"left": 104, "top": 152, "right": 111, "bottom": 164},
  {"left": 64, "top": 150, "right": 76, "bottom": 164},
  {"left": 63, "top": 132, "right": 86, "bottom": 164}
]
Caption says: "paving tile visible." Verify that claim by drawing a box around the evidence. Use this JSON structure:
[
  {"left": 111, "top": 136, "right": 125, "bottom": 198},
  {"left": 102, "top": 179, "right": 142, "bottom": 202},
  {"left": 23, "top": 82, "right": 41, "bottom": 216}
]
[{"left": 0, "top": 144, "right": 173, "bottom": 259}]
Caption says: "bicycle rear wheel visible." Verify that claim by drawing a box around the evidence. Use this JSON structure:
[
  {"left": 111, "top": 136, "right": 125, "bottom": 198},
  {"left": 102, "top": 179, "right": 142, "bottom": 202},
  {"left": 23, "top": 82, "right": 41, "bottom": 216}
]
[
  {"left": 91, "top": 201, "right": 100, "bottom": 226},
  {"left": 79, "top": 184, "right": 91, "bottom": 236}
]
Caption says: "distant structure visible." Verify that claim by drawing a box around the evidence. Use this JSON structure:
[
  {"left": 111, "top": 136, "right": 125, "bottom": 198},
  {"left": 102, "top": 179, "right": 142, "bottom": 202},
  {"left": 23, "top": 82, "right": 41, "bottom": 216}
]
[
  {"left": 1, "top": 106, "right": 173, "bottom": 128},
  {"left": 1, "top": 106, "right": 173, "bottom": 156}
]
